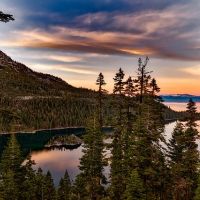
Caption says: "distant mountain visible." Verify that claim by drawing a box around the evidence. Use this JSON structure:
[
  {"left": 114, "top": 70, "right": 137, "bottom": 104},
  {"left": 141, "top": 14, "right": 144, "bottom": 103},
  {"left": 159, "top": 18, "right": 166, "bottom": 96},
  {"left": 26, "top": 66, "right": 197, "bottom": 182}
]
[
  {"left": 161, "top": 94, "right": 200, "bottom": 103},
  {"left": 0, "top": 50, "right": 93, "bottom": 97}
]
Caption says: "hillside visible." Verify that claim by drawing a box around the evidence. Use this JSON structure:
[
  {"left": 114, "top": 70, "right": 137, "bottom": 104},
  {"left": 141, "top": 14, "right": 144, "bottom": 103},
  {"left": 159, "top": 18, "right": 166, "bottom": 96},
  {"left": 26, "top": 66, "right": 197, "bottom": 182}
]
[
  {"left": 0, "top": 51, "right": 186, "bottom": 133},
  {"left": 0, "top": 50, "right": 91, "bottom": 97}
]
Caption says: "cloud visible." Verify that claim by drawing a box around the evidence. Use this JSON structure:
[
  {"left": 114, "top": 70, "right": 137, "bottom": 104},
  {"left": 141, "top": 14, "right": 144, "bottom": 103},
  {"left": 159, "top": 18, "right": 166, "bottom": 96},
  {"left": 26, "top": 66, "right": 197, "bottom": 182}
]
[
  {"left": 182, "top": 66, "right": 200, "bottom": 76},
  {"left": 1, "top": 0, "right": 200, "bottom": 94}
]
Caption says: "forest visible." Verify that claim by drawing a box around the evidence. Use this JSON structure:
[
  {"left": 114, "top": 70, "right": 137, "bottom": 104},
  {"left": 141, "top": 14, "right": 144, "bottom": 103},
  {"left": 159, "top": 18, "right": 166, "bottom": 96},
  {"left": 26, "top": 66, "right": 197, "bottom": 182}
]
[{"left": 0, "top": 56, "right": 200, "bottom": 200}]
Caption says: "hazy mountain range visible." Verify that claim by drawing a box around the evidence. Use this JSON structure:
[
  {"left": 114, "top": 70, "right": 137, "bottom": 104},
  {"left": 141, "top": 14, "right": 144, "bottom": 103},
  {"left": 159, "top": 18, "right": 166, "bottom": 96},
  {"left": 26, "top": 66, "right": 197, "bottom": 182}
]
[{"left": 161, "top": 94, "right": 200, "bottom": 103}]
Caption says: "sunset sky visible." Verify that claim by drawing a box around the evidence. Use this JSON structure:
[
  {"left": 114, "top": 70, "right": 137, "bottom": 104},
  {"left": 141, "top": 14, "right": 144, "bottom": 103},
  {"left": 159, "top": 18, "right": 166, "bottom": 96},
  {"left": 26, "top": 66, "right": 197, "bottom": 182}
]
[{"left": 0, "top": 0, "right": 200, "bottom": 94}]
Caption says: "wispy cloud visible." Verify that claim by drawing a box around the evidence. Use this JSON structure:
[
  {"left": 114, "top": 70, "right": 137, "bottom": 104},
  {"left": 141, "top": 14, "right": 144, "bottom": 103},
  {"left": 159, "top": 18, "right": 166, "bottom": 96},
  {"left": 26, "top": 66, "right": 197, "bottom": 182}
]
[{"left": 1, "top": 1, "right": 200, "bottom": 61}]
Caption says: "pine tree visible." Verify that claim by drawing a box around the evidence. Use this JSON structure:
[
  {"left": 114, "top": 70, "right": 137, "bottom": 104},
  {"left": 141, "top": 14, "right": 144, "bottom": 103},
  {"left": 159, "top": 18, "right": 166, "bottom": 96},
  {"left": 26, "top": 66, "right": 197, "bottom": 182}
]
[
  {"left": 75, "top": 117, "right": 106, "bottom": 200},
  {"left": 124, "top": 169, "right": 146, "bottom": 200},
  {"left": 0, "top": 134, "right": 23, "bottom": 200},
  {"left": 149, "top": 78, "right": 160, "bottom": 96},
  {"left": 133, "top": 74, "right": 167, "bottom": 199},
  {"left": 0, "top": 11, "right": 14, "bottom": 22},
  {"left": 43, "top": 171, "right": 56, "bottom": 200},
  {"left": 110, "top": 127, "right": 124, "bottom": 200},
  {"left": 168, "top": 99, "right": 199, "bottom": 200},
  {"left": 35, "top": 168, "right": 46, "bottom": 200},
  {"left": 124, "top": 76, "right": 136, "bottom": 98},
  {"left": 110, "top": 68, "right": 126, "bottom": 199},
  {"left": 168, "top": 122, "right": 186, "bottom": 199},
  {"left": 135, "top": 57, "right": 152, "bottom": 103},
  {"left": 96, "top": 72, "right": 107, "bottom": 128},
  {"left": 0, "top": 134, "right": 22, "bottom": 174},
  {"left": 184, "top": 99, "right": 199, "bottom": 199},
  {"left": 57, "top": 170, "right": 71, "bottom": 200},
  {"left": 0, "top": 169, "right": 19, "bottom": 200},
  {"left": 194, "top": 177, "right": 200, "bottom": 200},
  {"left": 113, "top": 68, "right": 125, "bottom": 96},
  {"left": 21, "top": 155, "right": 38, "bottom": 200}
]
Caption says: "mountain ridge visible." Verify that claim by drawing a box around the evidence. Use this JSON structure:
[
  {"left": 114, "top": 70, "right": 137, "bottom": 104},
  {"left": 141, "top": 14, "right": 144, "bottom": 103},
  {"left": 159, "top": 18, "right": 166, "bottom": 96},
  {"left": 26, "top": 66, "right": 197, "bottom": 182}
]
[
  {"left": 0, "top": 50, "right": 95, "bottom": 97},
  {"left": 161, "top": 94, "right": 200, "bottom": 103}
]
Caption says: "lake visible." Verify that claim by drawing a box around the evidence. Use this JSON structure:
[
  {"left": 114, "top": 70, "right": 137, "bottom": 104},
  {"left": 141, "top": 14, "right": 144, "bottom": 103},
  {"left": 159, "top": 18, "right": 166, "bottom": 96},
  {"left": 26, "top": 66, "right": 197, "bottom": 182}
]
[
  {"left": 164, "top": 102, "right": 200, "bottom": 112},
  {"left": 0, "top": 102, "right": 199, "bottom": 186}
]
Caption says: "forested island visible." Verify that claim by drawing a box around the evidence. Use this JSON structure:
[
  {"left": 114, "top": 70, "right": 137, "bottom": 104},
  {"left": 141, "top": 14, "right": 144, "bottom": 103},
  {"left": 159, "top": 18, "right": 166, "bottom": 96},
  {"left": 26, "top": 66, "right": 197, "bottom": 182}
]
[{"left": 1, "top": 9, "right": 200, "bottom": 200}]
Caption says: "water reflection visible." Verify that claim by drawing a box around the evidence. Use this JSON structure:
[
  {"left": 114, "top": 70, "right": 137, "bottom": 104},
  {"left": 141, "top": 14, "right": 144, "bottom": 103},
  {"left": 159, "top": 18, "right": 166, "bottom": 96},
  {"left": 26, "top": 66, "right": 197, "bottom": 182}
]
[
  {"left": 30, "top": 121, "right": 200, "bottom": 186},
  {"left": 164, "top": 102, "right": 200, "bottom": 112},
  {"left": 31, "top": 138, "right": 112, "bottom": 186},
  {"left": 31, "top": 146, "right": 84, "bottom": 186}
]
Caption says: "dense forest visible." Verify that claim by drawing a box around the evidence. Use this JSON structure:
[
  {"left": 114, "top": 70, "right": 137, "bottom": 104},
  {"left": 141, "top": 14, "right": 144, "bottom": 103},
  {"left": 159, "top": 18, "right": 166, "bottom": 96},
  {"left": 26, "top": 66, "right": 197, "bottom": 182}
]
[{"left": 1, "top": 56, "right": 200, "bottom": 200}]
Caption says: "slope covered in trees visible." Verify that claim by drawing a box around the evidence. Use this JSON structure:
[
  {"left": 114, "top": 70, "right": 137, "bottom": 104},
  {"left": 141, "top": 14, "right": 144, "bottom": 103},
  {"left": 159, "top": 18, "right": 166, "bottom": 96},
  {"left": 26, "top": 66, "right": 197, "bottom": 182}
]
[{"left": 0, "top": 51, "right": 185, "bottom": 133}]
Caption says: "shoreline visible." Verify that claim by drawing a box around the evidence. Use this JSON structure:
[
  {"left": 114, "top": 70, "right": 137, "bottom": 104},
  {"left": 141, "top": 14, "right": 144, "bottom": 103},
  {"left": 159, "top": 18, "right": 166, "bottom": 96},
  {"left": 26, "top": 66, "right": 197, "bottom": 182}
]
[{"left": 0, "top": 126, "right": 114, "bottom": 135}]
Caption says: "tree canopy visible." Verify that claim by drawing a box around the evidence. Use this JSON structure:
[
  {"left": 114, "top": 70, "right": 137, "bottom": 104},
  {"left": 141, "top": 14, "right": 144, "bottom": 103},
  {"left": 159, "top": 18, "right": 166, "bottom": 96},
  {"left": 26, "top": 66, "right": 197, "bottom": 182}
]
[{"left": 0, "top": 11, "right": 14, "bottom": 23}]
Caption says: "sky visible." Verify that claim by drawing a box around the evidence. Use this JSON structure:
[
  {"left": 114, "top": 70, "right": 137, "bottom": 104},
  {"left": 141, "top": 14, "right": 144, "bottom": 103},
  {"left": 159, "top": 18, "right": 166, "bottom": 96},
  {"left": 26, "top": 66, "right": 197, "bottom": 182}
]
[{"left": 0, "top": 0, "right": 200, "bottom": 94}]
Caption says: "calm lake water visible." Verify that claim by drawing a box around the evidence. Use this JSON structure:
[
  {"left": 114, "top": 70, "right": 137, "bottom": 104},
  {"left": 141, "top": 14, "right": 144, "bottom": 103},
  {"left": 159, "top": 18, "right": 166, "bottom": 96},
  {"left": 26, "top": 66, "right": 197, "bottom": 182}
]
[
  {"left": 164, "top": 102, "right": 200, "bottom": 112},
  {"left": 31, "top": 139, "right": 111, "bottom": 186}
]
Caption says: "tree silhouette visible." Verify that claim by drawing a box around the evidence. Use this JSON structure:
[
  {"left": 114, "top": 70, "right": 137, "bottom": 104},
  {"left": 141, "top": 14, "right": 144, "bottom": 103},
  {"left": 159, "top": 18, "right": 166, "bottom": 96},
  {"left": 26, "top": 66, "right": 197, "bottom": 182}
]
[{"left": 0, "top": 11, "right": 14, "bottom": 23}]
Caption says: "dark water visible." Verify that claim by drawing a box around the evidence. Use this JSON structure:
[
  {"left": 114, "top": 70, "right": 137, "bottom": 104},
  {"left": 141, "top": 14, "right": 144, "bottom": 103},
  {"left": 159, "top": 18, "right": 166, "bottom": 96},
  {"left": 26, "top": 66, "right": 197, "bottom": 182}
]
[
  {"left": 29, "top": 121, "right": 200, "bottom": 186},
  {"left": 31, "top": 146, "right": 84, "bottom": 186},
  {"left": 0, "top": 127, "right": 112, "bottom": 186}
]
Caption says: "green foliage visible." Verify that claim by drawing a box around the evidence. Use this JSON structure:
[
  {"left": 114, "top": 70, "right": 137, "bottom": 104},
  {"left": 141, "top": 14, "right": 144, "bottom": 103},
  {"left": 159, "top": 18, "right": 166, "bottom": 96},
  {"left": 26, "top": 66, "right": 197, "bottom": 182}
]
[
  {"left": 75, "top": 117, "right": 106, "bottom": 200},
  {"left": 124, "top": 169, "right": 146, "bottom": 200},
  {"left": 195, "top": 176, "right": 200, "bottom": 200},
  {"left": 0, "top": 11, "right": 14, "bottom": 22},
  {"left": 57, "top": 170, "right": 71, "bottom": 200},
  {"left": 168, "top": 99, "right": 199, "bottom": 199},
  {"left": 44, "top": 171, "right": 57, "bottom": 200},
  {"left": 110, "top": 128, "right": 125, "bottom": 200},
  {"left": 0, "top": 135, "right": 22, "bottom": 200}
]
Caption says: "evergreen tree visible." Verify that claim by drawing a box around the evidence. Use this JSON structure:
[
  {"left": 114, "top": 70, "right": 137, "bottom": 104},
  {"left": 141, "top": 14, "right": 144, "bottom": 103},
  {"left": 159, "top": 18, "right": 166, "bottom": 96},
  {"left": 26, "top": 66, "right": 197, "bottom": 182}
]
[
  {"left": 35, "top": 168, "right": 46, "bottom": 200},
  {"left": 113, "top": 68, "right": 125, "bottom": 124},
  {"left": 0, "top": 169, "right": 19, "bottom": 200},
  {"left": 113, "top": 68, "right": 125, "bottom": 96},
  {"left": 168, "top": 122, "right": 186, "bottom": 199},
  {"left": 43, "top": 171, "right": 56, "bottom": 200},
  {"left": 110, "top": 68, "right": 126, "bottom": 199},
  {"left": 194, "top": 177, "right": 200, "bottom": 200},
  {"left": 168, "top": 99, "right": 199, "bottom": 199},
  {"left": 110, "top": 127, "right": 124, "bottom": 200},
  {"left": 124, "top": 169, "right": 146, "bottom": 200},
  {"left": 135, "top": 57, "right": 152, "bottom": 103},
  {"left": 57, "top": 170, "right": 71, "bottom": 200},
  {"left": 0, "top": 134, "right": 23, "bottom": 200},
  {"left": 133, "top": 75, "right": 167, "bottom": 199},
  {"left": 0, "top": 11, "right": 14, "bottom": 22},
  {"left": 124, "top": 76, "right": 136, "bottom": 98},
  {"left": 149, "top": 78, "right": 160, "bottom": 96},
  {"left": 21, "top": 155, "right": 38, "bottom": 200},
  {"left": 184, "top": 99, "right": 199, "bottom": 199},
  {"left": 0, "top": 134, "right": 22, "bottom": 174},
  {"left": 96, "top": 72, "right": 107, "bottom": 128},
  {"left": 75, "top": 117, "right": 106, "bottom": 200}
]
